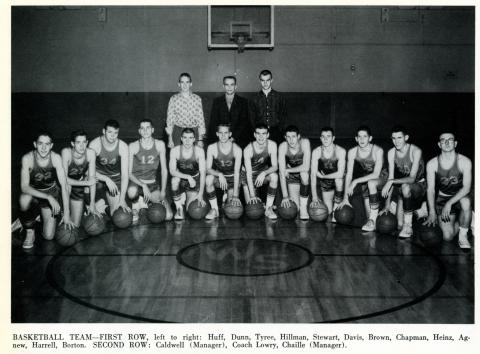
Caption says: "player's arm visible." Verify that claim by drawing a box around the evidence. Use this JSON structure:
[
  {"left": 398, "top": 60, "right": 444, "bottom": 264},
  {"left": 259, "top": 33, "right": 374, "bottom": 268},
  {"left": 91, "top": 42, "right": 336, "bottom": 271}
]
[
  {"left": 264, "top": 141, "right": 278, "bottom": 175},
  {"left": 424, "top": 158, "right": 438, "bottom": 225},
  {"left": 196, "top": 147, "right": 206, "bottom": 202},
  {"left": 52, "top": 153, "right": 73, "bottom": 225},
  {"left": 342, "top": 148, "right": 356, "bottom": 202},
  {"left": 286, "top": 139, "right": 311, "bottom": 174},
  {"left": 118, "top": 141, "right": 130, "bottom": 210},
  {"left": 232, "top": 144, "right": 242, "bottom": 199},
  {"left": 195, "top": 97, "right": 206, "bottom": 147},
  {"left": 86, "top": 148, "right": 97, "bottom": 213},
  {"left": 243, "top": 145, "right": 257, "bottom": 199},
  {"left": 128, "top": 142, "right": 144, "bottom": 187},
  {"left": 353, "top": 147, "right": 383, "bottom": 186},
  {"left": 441, "top": 156, "right": 472, "bottom": 220},
  {"left": 206, "top": 144, "right": 220, "bottom": 177},
  {"left": 381, "top": 149, "right": 396, "bottom": 199},
  {"left": 310, "top": 148, "right": 320, "bottom": 202},
  {"left": 277, "top": 142, "right": 290, "bottom": 199},
  {"left": 156, "top": 140, "right": 168, "bottom": 200}
]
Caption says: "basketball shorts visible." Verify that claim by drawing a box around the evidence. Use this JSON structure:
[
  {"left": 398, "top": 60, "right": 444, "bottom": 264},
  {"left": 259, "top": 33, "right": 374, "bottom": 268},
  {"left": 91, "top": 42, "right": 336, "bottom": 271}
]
[
  {"left": 286, "top": 172, "right": 301, "bottom": 185},
  {"left": 213, "top": 174, "right": 235, "bottom": 189},
  {"left": 240, "top": 168, "right": 270, "bottom": 187},
  {"left": 319, "top": 178, "right": 336, "bottom": 192},
  {"left": 391, "top": 179, "right": 426, "bottom": 210},
  {"left": 356, "top": 169, "right": 388, "bottom": 198},
  {"left": 35, "top": 184, "right": 61, "bottom": 209},
  {"left": 95, "top": 174, "right": 122, "bottom": 201},
  {"left": 179, "top": 173, "right": 201, "bottom": 192},
  {"left": 128, "top": 180, "right": 161, "bottom": 196},
  {"left": 70, "top": 186, "right": 87, "bottom": 201},
  {"left": 435, "top": 191, "right": 472, "bottom": 216}
]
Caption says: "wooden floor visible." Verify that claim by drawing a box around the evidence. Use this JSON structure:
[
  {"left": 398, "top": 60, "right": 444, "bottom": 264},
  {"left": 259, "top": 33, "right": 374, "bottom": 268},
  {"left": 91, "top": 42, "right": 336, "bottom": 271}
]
[{"left": 11, "top": 212, "right": 474, "bottom": 323}]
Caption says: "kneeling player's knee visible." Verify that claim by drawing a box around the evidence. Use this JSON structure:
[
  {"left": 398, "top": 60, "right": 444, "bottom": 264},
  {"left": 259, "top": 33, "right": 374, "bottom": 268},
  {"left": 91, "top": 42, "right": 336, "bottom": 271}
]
[
  {"left": 300, "top": 172, "right": 309, "bottom": 184},
  {"left": 205, "top": 174, "right": 215, "bottom": 186},
  {"left": 127, "top": 185, "right": 139, "bottom": 200},
  {"left": 459, "top": 197, "right": 471, "bottom": 211},
  {"left": 401, "top": 183, "right": 411, "bottom": 197},
  {"left": 269, "top": 173, "right": 278, "bottom": 184},
  {"left": 19, "top": 194, "right": 32, "bottom": 211},
  {"left": 171, "top": 177, "right": 180, "bottom": 189},
  {"left": 442, "top": 227, "right": 456, "bottom": 242}
]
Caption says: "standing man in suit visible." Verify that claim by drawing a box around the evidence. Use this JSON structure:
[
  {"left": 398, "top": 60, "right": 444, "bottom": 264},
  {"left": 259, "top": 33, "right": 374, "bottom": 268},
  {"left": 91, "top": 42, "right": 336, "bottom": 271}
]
[
  {"left": 249, "top": 69, "right": 287, "bottom": 144},
  {"left": 208, "top": 75, "right": 252, "bottom": 149}
]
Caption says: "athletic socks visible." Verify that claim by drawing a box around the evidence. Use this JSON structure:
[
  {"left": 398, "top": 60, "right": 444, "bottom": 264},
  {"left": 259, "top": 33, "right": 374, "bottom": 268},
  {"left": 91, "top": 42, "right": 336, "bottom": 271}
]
[
  {"left": 207, "top": 191, "right": 218, "bottom": 210},
  {"left": 266, "top": 187, "right": 277, "bottom": 208},
  {"left": 458, "top": 227, "right": 471, "bottom": 249},
  {"left": 404, "top": 212, "right": 413, "bottom": 226}
]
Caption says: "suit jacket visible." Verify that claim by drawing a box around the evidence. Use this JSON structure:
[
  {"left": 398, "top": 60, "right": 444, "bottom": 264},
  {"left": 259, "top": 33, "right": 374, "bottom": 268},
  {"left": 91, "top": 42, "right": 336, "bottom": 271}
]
[{"left": 208, "top": 94, "right": 252, "bottom": 149}]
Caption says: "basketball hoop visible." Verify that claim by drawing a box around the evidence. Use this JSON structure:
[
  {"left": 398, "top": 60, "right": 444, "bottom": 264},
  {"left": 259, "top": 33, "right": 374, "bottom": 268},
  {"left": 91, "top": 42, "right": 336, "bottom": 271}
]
[{"left": 231, "top": 33, "right": 250, "bottom": 53}]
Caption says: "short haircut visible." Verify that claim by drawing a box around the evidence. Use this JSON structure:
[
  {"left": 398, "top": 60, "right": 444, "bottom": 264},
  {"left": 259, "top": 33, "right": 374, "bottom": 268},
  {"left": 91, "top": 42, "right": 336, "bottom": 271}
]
[
  {"left": 217, "top": 123, "right": 231, "bottom": 132},
  {"left": 255, "top": 123, "right": 269, "bottom": 132},
  {"left": 223, "top": 75, "right": 237, "bottom": 85},
  {"left": 259, "top": 69, "right": 272, "bottom": 79},
  {"left": 284, "top": 125, "right": 299, "bottom": 135},
  {"left": 391, "top": 125, "right": 408, "bottom": 136},
  {"left": 70, "top": 129, "right": 88, "bottom": 143},
  {"left": 439, "top": 131, "right": 456, "bottom": 140},
  {"left": 140, "top": 119, "right": 153, "bottom": 127},
  {"left": 356, "top": 125, "right": 371, "bottom": 136},
  {"left": 181, "top": 127, "right": 195, "bottom": 137},
  {"left": 35, "top": 130, "right": 53, "bottom": 142},
  {"left": 178, "top": 72, "right": 192, "bottom": 82},
  {"left": 104, "top": 119, "right": 120, "bottom": 130},
  {"left": 320, "top": 126, "right": 335, "bottom": 136}
]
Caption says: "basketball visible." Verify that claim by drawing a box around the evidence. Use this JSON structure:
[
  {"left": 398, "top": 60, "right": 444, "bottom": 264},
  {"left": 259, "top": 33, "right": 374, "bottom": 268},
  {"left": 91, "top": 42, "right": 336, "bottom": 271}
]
[
  {"left": 309, "top": 201, "right": 329, "bottom": 222},
  {"left": 147, "top": 203, "right": 167, "bottom": 223},
  {"left": 245, "top": 200, "right": 265, "bottom": 220},
  {"left": 82, "top": 214, "right": 106, "bottom": 236},
  {"left": 278, "top": 201, "right": 297, "bottom": 220},
  {"left": 187, "top": 200, "right": 210, "bottom": 220},
  {"left": 55, "top": 225, "right": 80, "bottom": 247},
  {"left": 376, "top": 212, "right": 398, "bottom": 234},
  {"left": 417, "top": 222, "right": 443, "bottom": 247},
  {"left": 334, "top": 205, "right": 355, "bottom": 225},
  {"left": 224, "top": 201, "right": 244, "bottom": 220},
  {"left": 112, "top": 208, "right": 133, "bottom": 229}
]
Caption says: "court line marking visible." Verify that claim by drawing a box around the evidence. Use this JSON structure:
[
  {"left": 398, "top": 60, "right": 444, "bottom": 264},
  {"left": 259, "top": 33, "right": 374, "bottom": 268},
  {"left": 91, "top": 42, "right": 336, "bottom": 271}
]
[{"left": 45, "top": 238, "right": 447, "bottom": 323}]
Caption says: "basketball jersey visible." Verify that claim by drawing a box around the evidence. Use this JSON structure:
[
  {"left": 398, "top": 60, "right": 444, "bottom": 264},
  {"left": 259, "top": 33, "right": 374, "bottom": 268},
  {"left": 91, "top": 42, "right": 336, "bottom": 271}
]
[
  {"left": 177, "top": 146, "right": 199, "bottom": 176},
  {"left": 436, "top": 154, "right": 463, "bottom": 196},
  {"left": 250, "top": 142, "right": 270, "bottom": 172},
  {"left": 393, "top": 144, "right": 425, "bottom": 181},
  {"left": 213, "top": 142, "right": 235, "bottom": 176},
  {"left": 318, "top": 145, "right": 338, "bottom": 174},
  {"left": 96, "top": 138, "right": 121, "bottom": 179},
  {"left": 30, "top": 151, "right": 57, "bottom": 191},
  {"left": 132, "top": 140, "right": 160, "bottom": 182},
  {"left": 285, "top": 142, "right": 303, "bottom": 169},
  {"left": 68, "top": 150, "right": 89, "bottom": 181},
  {"left": 352, "top": 145, "right": 378, "bottom": 178}
]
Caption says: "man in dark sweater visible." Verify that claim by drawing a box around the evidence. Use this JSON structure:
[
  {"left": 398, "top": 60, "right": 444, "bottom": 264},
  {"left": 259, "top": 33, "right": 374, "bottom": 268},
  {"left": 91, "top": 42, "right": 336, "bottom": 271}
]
[
  {"left": 249, "top": 69, "right": 287, "bottom": 144},
  {"left": 208, "top": 76, "right": 252, "bottom": 149}
]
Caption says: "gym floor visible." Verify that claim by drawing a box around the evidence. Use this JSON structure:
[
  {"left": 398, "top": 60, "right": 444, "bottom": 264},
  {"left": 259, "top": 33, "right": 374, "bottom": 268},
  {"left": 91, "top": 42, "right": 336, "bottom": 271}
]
[{"left": 11, "top": 210, "right": 474, "bottom": 323}]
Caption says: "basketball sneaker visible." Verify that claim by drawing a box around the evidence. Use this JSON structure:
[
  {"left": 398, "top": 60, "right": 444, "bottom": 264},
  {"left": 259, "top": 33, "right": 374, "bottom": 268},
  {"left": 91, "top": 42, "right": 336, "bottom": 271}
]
[
  {"left": 398, "top": 224, "right": 413, "bottom": 238},
  {"left": 265, "top": 207, "right": 277, "bottom": 220},
  {"left": 458, "top": 236, "right": 471, "bottom": 250},
  {"left": 361, "top": 219, "right": 376, "bottom": 232},
  {"left": 205, "top": 208, "right": 219, "bottom": 220},
  {"left": 22, "top": 229, "right": 35, "bottom": 249},
  {"left": 132, "top": 208, "right": 139, "bottom": 224},
  {"left": 174, "top": 207, "right": 185, "bottom": 220}
]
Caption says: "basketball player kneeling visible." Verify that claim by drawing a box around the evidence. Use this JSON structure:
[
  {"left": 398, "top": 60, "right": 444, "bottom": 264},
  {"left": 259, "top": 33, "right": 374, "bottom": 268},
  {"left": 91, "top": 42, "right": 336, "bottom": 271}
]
[
  {"left": 278, "top": 125, "right": 311, "bottom": 220},
  {"left": 424, "top": 132, "right": 472, "bottom": 249},
  {"left": 310, "top": 127, "right": 346, "bottom": 220},
  {"left": 242, "top": 124, "right": 279, "bottom": 220},
  {"left": 169, "top": 128, "right": 206, "bottom": 220},
  {"left": 18, "top": 131, "right": 73, "bottom": 249},
  {"left": 205, "top": 124, "right": 243, "bottom": 219},
  {"left": 127, "top": 119, "right": 173, "bottom": 223}
]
